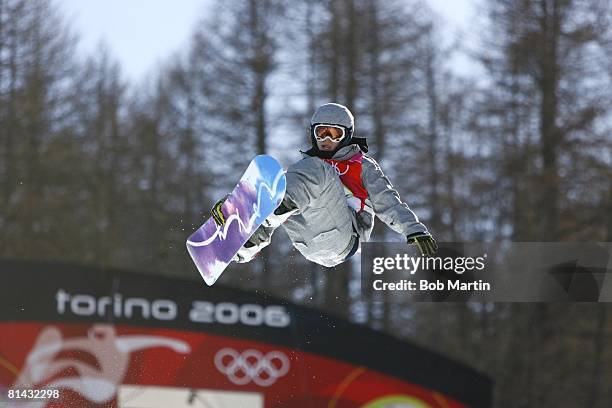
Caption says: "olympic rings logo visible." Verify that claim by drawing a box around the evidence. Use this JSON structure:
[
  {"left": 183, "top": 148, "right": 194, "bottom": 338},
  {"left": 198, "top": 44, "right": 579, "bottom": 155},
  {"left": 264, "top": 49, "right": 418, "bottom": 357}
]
[
  {"left": 214, "top": 348, "right": 290, "bottom": 387},
  {"left": 330, "top": 162, "right": 349, "bottom": 176}
]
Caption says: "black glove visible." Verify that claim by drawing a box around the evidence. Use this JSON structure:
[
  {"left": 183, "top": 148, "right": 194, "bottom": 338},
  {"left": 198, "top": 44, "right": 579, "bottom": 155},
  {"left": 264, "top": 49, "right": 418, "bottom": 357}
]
[
  {"left": 407, "top": 232, "right": 438, "bottom": 256},
  {"left": 211, "top": 195, "right": 229, "bottom": 226}
]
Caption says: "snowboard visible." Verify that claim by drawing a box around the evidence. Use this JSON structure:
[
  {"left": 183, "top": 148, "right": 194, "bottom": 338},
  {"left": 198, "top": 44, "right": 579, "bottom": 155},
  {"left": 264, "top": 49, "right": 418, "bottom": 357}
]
[{"left": 186, "top": 155, "right": 286, "bottom": 286}]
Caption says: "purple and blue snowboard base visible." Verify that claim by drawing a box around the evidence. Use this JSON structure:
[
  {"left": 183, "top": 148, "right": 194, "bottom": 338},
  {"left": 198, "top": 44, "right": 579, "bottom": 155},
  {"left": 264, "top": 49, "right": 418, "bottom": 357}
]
[{"left": 186, "top": 155, "right": 286, "bottom": 286}]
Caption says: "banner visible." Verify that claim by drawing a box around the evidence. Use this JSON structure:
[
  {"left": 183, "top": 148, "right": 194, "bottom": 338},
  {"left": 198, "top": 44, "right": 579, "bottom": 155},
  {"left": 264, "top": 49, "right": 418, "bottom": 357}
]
[{"left": 0, "top": 260, "right": 492, "bottom": 407}]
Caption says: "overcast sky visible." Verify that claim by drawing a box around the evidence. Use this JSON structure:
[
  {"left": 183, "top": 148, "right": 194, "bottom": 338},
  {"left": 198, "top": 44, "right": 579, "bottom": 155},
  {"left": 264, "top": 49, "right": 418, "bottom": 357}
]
[{"left": 58, "top": 0, "right": 477, "bottom": 82}]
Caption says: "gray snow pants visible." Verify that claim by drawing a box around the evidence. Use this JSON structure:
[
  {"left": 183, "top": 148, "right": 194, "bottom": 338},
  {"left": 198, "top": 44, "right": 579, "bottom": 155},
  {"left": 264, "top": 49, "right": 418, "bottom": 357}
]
[{"left": 248, "top": 156, "right": 362, "bottom": 267}]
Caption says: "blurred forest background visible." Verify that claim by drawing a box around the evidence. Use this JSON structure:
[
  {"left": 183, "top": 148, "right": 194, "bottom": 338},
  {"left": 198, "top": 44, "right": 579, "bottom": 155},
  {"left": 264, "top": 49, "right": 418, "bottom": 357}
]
[{"left": 1, "top": 0, "right": 612, "bottom": 406}]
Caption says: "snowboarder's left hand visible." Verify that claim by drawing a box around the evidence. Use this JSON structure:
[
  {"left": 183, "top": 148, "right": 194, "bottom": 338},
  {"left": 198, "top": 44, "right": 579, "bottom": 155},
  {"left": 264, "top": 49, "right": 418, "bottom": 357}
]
[
  {"left": 211, "top": 195, "right": 229, "bottom": 226},
  {"left": 407, "top": 232, "right": 438, "bottom": 256}
]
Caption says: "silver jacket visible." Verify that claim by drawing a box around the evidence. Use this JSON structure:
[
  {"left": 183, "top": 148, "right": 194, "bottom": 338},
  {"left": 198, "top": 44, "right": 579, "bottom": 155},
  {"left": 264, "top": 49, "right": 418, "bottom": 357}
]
[{"left": 236, "top": 145, "right": 429, "bottom": 267}]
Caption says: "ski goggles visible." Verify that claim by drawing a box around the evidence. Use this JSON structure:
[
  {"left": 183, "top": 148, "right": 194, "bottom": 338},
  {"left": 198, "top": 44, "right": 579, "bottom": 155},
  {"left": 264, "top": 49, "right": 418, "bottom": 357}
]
[{"left": 313, "top": 124, "right": 346, "bottom": 143}]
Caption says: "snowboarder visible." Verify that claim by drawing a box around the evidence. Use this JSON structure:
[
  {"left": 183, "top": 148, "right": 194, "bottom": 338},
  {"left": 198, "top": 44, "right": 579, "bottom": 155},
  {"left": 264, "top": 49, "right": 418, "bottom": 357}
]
[{"left": 212, "top": 103, "right": 437, "bottom": 267}]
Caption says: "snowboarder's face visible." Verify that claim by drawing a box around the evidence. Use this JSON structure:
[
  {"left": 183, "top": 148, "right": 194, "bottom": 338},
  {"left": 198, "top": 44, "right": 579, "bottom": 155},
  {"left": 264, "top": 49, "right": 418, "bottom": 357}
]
[
  {"left": 313, "top": 124, "right": 345, "bottom": 151},
  {"left": 317, "top": 137, "right": 337, "bottom": 151}
]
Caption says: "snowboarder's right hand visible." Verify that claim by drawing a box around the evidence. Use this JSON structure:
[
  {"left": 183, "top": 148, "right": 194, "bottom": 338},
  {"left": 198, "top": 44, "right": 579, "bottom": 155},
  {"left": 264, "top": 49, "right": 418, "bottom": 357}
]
[
  {"left": 211, "top": 196, "right": 228, "bottom": 226},
  {"left": 407, "top": 232, "right": 438, "bottom": 257}
]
